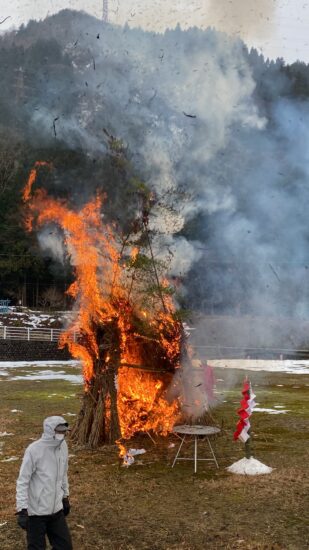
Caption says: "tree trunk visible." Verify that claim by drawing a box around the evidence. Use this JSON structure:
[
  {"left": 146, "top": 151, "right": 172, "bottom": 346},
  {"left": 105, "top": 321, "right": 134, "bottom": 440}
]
[{"left": 71, "top": 318, "right": 121, "bottom": 447}]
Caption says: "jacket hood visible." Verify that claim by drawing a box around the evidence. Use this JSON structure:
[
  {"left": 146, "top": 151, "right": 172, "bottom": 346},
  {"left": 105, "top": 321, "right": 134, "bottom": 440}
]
[{"left": 42, "top": 416, "right": 68, "bottom": 441}]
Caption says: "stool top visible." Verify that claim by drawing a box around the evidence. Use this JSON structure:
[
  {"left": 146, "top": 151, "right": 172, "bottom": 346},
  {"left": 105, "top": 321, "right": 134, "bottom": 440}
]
[{"left": 173, "top": 425, "right": 220, "bottom": 436}]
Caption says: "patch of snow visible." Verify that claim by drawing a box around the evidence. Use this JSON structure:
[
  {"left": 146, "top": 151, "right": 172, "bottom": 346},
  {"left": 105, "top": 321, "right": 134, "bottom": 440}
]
[
  {"left": 211, "top": 359, "right": 309, "bottom": 374},
  {"left": 0, "top": 522, "right": 7, "bottom": 527},
  {"left": 11, "top": 409, "right": 22, "bottom": 413},
  {"left": 11, "top": 370, "right": 82, "bottom": 383},
  {"left": 254, "top": 408, "right": 290, "bottom": 414},
  {"left": 0, "top": 360, "right": 80, "bottom": 369},
  {"left": 227, "top": 457, "right": 273, "bottom": 475},
  {"left": 0, "top": 432, "right": 14, "bottom": 436},
  {"left": 63, "top": 412, "right": 76, "bottom": 416},
  {"left": 1, "top": 456, "right": 19, "bottom": 462},
  {"left": 12, "top": 311, "right": 25, "bottom": 319}
]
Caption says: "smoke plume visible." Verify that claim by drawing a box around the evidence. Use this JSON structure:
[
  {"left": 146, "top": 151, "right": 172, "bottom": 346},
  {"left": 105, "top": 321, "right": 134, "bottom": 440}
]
[{"left": 1, "top": 9, "right": 309, "bottom": 336}]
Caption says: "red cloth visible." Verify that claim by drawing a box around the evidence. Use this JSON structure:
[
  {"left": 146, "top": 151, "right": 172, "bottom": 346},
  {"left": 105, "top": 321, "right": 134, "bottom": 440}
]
[
  {"left": 233, "top": 378, "right": 252, "bottom": 441},
  {"left": 237, "top": 408, "right": 250, "bottom": 420},
  {"left": 240, "top": 398, "right": 249, "bottom": 409},
  {"left": 233, "top": 419, "right": 246, "bottom": 440}
]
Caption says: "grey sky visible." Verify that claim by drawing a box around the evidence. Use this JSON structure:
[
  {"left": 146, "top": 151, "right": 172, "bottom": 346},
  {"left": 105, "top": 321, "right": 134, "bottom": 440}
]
[{"left": 0, "top": 0, "right": 308, "bottom": 63}]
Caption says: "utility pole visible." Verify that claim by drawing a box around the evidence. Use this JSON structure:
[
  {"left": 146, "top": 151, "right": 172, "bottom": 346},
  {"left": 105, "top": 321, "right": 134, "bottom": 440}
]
[{"left": 103, "top": 0, "right": 109, "bottom": 22}]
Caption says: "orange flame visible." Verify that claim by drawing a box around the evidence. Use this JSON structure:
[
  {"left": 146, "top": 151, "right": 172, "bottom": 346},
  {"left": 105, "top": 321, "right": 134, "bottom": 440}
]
[
  {"left": 23, "top": 164, "right": 182, "bottom": 444},
  {"left": 118, "top": 367, "right": 178, "bottom": 440},
  {"left": 130, "top": 246, "right": 139, "bottom": 261},
  {"left": 23, "top": 161, "right": 51, "bottom": 202}
]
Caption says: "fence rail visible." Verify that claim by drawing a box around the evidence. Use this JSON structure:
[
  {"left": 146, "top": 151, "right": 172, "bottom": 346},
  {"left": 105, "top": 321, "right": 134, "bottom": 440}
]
[
  {"left": 1, "top": 326, "right": 308, "bottom": 358},
  {"left": 0, "top": 326, "right": 77, "bottom": 343}
]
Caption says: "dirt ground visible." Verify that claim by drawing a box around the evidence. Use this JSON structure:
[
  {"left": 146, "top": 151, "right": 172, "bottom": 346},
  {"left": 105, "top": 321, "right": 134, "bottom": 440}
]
[{"left": 0, "top": 364, "right": 308, "bottom": 550}]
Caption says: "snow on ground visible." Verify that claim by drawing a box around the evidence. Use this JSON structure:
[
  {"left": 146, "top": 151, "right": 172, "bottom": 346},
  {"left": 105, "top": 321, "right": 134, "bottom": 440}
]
[
  {"left": 227, "top": 457, "right": 273, "bottom": 475},
  {"left": 254, "top": 407, "right": 290, "bottom": 414},
  {"left": 0, "top": 358, "right": 308, "bottom": 384},
  {"left": 0, "top": 360, "right": 80, "bottom": 369},
  {"left": 0, "top": 307, "right": 73, "bottom": 328},
  {"left": 10, "top": 370, "right": 82, "bottom": 384},
  {"left": 211, "top": 359, "right": 309, "bottom": 374},
  {"left": 0, "top": 360, "right": 82, "bottom": 383}
]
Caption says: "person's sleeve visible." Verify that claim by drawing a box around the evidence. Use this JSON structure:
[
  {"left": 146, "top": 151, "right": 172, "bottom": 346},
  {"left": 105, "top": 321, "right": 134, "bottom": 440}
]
[
  {"left": 16, "top": 448, "right": 35, "bottom": 511},
  {"left": 62, "top": 442, "right": 69, "bottom": 497}
]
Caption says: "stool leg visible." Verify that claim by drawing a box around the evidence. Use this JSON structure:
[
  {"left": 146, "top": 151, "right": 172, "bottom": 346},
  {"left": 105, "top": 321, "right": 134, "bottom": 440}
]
[
  {"left": 172, "top": 435, "right": 186, "bottom": 468},
  {"left": 194, "top": 436, "right": 198, "bottom": 473},
  {"left": 207, "top": 437, "right": 219, "bottom": 468}
]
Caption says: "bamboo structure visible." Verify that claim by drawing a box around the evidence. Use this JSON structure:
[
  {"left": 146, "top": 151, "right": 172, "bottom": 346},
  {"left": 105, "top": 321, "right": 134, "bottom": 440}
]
[{"left": 71, "top": 319, "right": 121, "bottom": 446}]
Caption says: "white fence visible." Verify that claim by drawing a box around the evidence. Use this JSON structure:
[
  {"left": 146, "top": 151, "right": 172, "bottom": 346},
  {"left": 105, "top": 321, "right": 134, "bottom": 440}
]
[{"left": 0, "top": 326, "right": 77, "bottom": 343}]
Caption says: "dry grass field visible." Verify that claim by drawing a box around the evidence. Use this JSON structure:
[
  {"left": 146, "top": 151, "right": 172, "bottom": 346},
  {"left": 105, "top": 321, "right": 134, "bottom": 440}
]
[{"left": 0, "top": 363, "right": 308, "bottom": 550}]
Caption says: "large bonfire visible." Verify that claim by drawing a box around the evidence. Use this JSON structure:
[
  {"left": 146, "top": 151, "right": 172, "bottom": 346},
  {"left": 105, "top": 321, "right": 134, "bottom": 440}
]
[{"left": 23, "top": 163, "right": 183, "bottom": 448}]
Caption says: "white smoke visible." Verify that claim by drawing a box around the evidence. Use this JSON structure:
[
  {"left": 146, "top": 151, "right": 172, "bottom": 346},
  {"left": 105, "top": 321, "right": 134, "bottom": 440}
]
[
  {"left": 38, "top": 228, "right": 66, "bottom": 263},
  {"left": 5, "top": 10, "right": 309, "bottom": 320}
]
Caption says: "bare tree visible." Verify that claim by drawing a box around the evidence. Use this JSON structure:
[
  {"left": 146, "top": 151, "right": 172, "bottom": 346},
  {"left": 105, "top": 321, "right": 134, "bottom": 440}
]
[
  {"left": 0, "top": 146, "right": 18, "bottom": 196},
  {"left": 39, "top": 287, "right": 64, "bottom": 310}
]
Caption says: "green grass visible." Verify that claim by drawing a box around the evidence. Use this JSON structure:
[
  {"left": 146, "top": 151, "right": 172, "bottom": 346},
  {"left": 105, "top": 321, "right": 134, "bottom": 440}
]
[{"left": 0, "top": 365, "right": 308, "bottom": 549}]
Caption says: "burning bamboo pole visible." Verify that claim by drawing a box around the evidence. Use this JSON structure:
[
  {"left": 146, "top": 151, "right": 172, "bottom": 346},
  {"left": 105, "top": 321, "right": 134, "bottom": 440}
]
[{"left": 71, "top": 319, "right": 121, "bottom": 446}]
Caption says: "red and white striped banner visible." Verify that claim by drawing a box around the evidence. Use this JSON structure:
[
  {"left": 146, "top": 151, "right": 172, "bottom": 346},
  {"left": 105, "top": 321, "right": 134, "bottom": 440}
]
[{"left": 233, "top": 379, "right": 256, "bottom": 443}]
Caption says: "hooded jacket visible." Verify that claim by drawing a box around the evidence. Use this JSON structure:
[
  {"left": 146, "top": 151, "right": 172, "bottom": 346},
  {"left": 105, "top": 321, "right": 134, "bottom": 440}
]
[{"left": 16, "top": 416, "right": 69, "bottom": 516}]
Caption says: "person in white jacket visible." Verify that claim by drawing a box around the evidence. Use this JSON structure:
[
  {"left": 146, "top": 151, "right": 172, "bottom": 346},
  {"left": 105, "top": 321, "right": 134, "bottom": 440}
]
[{"left": 16, "top": 415, "right": 73, "bottom": 550}]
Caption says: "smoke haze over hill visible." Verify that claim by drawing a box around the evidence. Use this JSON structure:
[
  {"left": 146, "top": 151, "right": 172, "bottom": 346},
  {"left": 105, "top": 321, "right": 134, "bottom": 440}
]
[{"left": 1, "top": 10, "right": 309, "bottom": 323}]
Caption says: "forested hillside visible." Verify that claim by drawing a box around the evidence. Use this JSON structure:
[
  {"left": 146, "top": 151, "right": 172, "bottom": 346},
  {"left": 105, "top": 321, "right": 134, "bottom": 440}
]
[{"left": 1, "top": 10, "right": 309, "bottom": 317}]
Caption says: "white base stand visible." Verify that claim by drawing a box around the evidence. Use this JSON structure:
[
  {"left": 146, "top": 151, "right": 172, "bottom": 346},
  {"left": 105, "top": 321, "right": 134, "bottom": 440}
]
[{"left": 227, "top": 457, "right": 273, "bottom": 475}]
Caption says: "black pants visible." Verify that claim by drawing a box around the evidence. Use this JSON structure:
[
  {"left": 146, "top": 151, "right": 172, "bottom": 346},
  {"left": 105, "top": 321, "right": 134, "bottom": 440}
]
[{"left": 27, "top": 510, "right": 73, "bottom": 550}]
